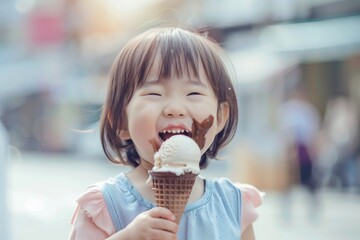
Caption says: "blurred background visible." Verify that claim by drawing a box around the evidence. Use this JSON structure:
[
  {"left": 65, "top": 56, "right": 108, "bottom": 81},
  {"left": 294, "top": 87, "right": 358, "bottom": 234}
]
[{"left": 1, "top": 0, "right": 360, "bottom": 239}]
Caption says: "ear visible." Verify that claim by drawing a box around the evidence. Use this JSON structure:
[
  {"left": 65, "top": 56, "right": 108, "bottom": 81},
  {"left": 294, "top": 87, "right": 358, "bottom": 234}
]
[
  {"left": 119, "top": 129, "right": 131, "bottom": 140},
  {"left": 216, "top": 102, "right": 229, "bottom": 133}
]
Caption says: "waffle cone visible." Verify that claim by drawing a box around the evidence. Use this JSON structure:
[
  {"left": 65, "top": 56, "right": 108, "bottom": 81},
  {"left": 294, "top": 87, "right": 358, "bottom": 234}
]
[{"left": 149, "top": 171, "right": 197, "bottom": 224}]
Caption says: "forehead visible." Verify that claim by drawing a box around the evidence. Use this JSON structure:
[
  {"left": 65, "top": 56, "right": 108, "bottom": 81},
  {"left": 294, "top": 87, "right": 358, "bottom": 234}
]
[
  {"left": 154, "top": 43, "right": 200, "bottom": 77},
  {"left": 145, "top": 53, "right": 206, "bottom": 84}
]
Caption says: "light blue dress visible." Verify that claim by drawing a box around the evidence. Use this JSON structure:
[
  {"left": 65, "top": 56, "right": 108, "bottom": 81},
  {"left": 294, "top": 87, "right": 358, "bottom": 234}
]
[{"left": 100, "top": 172, "right": 242, "bottom": 240}]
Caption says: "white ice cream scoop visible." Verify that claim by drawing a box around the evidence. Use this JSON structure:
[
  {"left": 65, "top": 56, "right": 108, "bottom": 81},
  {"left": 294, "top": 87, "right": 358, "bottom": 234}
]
[{"left": 152, "top": 135, "right": 201, "bottom": 176}]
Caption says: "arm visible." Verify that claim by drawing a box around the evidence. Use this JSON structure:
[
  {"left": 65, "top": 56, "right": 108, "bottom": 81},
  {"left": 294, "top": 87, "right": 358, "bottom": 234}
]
[
  {"left": 70, "top": 207, "right": 178, "bottom": 240},
  {"left": 241, "top": 224, "right": 255, "bottom": 240},
  {"left": 68, "top": 208, "right": 110, "bottom": 240},
  {"left": 69, "top": 185, "right": 179, "bottom": 240}
]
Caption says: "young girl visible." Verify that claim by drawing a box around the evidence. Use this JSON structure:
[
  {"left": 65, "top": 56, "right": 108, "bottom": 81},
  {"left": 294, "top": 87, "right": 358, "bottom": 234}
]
[{"left": 69, "top": 26, "right": 263, "bottom": 240}]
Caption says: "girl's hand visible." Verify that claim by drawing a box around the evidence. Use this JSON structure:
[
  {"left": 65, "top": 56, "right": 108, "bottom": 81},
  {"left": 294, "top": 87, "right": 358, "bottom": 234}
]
[{"left": 118, "top": 207, "right": 178, "bottom": 240}]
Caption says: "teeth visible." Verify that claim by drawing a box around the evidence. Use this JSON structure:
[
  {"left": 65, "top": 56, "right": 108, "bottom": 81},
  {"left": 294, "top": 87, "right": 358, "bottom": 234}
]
[{"left": 160, "top": 129, "right": 189, "bottom": 134}]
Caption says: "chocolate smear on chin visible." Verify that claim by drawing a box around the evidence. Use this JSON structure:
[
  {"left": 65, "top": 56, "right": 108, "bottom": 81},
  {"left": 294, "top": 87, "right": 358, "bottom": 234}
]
[{"left": 191, "top": 115, "right": 214, "bottom": 149}]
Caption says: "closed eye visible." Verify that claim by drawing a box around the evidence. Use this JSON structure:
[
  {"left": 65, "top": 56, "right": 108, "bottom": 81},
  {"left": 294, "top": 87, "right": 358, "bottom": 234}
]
[
  {"left": 187, "top": 92, "right": 201, "bottom": 96},
  {"left": 147, "top": 93, "right": 161, "bottom": 96}
]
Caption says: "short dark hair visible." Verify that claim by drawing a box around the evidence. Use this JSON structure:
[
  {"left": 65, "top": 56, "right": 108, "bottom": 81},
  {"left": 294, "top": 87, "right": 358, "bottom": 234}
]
[{"left": 100, "top": 26, "right": 238, "bottom": 168}]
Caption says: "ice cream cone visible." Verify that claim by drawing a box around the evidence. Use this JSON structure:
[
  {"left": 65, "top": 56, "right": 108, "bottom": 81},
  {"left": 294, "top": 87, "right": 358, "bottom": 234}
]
[{"left": 149, "top": 170, "right": 197, "bottom": 224}]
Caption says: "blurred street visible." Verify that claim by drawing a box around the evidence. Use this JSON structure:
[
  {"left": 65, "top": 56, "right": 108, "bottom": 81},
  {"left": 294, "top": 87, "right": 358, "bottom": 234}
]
[{"left": 8, "top": 151, "right": 360, "bottom": 240}]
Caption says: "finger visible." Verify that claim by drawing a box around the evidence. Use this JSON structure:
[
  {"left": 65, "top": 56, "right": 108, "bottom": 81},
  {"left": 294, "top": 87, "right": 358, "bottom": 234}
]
[
  {"left": 150, "top": 228, "right": 178, "bottom": 240},
  {"left": 151, "top": 217, "right": 178, "bottom": 234},
  {"left": 149, "top": 207, "right": 176, "bottom": 222}
]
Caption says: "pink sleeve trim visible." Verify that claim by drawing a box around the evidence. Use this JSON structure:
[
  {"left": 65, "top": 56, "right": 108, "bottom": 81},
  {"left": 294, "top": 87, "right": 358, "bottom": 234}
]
[
  {"left": 235, "top": 183, "right": 265, "bottom": 233},
  {"left": 70, "top": 186, "right": 115, "bottom": 237}
]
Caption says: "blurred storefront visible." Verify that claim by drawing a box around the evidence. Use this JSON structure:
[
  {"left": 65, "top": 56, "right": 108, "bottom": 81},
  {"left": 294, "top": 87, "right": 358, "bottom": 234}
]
[
  {"left": 212, "top": 1, "right": 360, "bottom": 190},
  {"left": 0, "top": 0, "right": 192, "bottom": 153}
]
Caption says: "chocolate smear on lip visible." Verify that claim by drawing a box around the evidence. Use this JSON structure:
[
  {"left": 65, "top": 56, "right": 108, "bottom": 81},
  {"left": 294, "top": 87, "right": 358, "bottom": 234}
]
[{"left": 192, "top": 115, "right": 214, "bottom": 149}]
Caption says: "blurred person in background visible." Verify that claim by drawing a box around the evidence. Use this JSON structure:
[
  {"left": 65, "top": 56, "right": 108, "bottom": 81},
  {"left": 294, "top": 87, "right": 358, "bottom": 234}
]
[
  {"left": 321, "top": 96, "right": 360, "bottom": 191},
  {"left": 0, "top": 116, "right": 11, "bottom": 240},
  {"left": 279, "top": 86, "right": 321, "bottom": 220}
]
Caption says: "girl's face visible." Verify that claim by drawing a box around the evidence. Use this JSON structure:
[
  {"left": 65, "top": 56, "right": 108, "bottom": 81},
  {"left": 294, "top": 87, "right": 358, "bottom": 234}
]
[{"left": 120, "top": 60, "right": 229, "bottom": 165}]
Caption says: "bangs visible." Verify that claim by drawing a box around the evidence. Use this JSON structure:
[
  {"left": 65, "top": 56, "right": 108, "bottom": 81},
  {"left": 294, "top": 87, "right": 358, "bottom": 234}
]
[
  {"left": 156, "top": 30, "right": 201, "bottom": 80},
  {"left": 132, "top": 28, "right": 203, "bottom": 86}
]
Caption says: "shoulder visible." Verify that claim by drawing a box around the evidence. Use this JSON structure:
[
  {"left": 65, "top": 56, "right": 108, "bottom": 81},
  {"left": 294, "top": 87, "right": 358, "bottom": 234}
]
[
  {"left": 209, "top": 178, "right": 264, "bottom": 207},
  {"left": 70, "top": 174, "right": 128, "bottom": 235},
  {"left": 234, "top": 183, "right": 264, "bottom": 208},
  {"left": 76, "top": 173, "right": 130, "bottom": 210},
  {"left": 210, "top": 177, "right": 239, "bottom": 192},
  {"left": 234, "top": 183, "right": 264, "bottom": 233},
  {"left": 208, "top": 178, "right": 264, "bottom": 233},
  {"left": 91, "top": 173, "right": 132, "bottom": 200},
  {"left": 70, "top": 184, "right": 115, "bottom": 237},
  {"left": 206, "top": 178, "right": 243, "bottom": 222}
]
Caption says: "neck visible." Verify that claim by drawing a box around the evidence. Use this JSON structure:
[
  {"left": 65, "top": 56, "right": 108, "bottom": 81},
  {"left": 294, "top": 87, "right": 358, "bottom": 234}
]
[
  {"left": 139, "top": 159, "right": 154, "bottom": 172},
  {"left": 126, "top": 160, "right": 155, "bottom": 202},
  {"left": 128, "top": 159, "right": 153, "bottom": 183}
]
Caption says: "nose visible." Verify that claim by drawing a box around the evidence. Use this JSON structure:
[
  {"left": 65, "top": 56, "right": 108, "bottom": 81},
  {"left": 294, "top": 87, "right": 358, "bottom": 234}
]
[{"left": 163, "top": 99, "right": 186, "bottom": 117}]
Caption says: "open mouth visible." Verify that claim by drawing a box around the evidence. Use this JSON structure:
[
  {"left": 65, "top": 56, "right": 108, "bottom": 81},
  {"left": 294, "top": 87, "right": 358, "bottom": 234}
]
[{"left": 159, "top": 129, "right": 191, "bottom": 141}]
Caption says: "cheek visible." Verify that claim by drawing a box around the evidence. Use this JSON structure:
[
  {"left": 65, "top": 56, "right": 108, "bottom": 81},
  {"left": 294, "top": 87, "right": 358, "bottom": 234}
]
[
  {"left": 193, "top": 102, "right": 217, "bottom": 118},
  {"left": 127, "top": 112, "right": 155, "bottom": 145},
  {"left": 126, "top": 101, "right": 157, "bottom": 135},
  {"left": 128, "top": 123, "right": 156, "bottom": 162},
  {"left": 126, "top": 108, "right": 158, "bottom": 162}
]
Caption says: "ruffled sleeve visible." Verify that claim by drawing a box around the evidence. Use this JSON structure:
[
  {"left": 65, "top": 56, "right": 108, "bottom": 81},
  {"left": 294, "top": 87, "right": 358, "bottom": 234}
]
[
  {"left": 68, "top": 186, "right": 115, "bottom": 240},
  {"left": 235, "top": 183, "right": 265, "bottom": 234}
]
